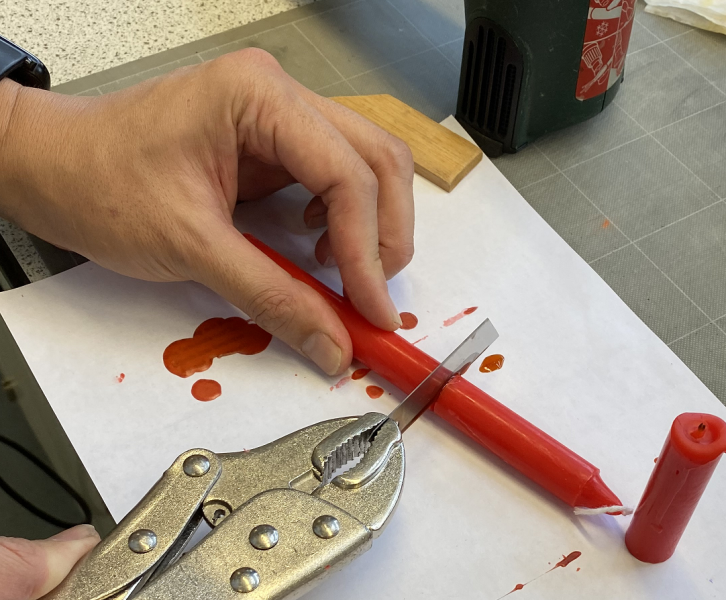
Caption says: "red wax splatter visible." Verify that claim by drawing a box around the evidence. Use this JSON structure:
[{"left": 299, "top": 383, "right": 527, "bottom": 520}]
[
  {"left": 480, "top": 354, "right": 505, "bottom": 373},
  {"left": 116, "top": 373, "right": 125, "bottom": 383},
  {"left": 654, "top": 457, "right": 658, "bottom": 463},
  {"left": 163, "top": 317, "right": 272, "bottom": 378},
  {"left": 366, "top": 385, "right": 384, "bottom": 399},
  {"left": 330, "top": 375, "right": 352, "bottom": 391},
  {"left": 412, "top": 335, "right": 428, "bottom": 345},
  {"left": 443, "top": 306, "right": 478, "bottom": 327},
  {"left": 351, "top": 368, "right": 371, "bottom": 380},
  {"left": 602, "top": 219, "right": 611, "bottom": 229},
  {"left": 511, "top": 583, "right": 525, "bottom": 592},
  {"left": 399, "top": 312, "right": 419, "bottom": 330},
  {"left": 576, "top": 568, "right": 581, "bottom": 572},
  {"left": 191, "top": 379, "right": 222, "bottom": 402},
  {"left": 553, "top": 551, "right": 581, "bottom": 569}
]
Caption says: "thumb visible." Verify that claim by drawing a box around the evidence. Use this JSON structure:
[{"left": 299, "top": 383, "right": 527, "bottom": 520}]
[
  {"left": 0, "top": 524, "right": 100, "bottom": 600},
  {"left": 188, "top": 226, "right": 353, "bottom": 376}
]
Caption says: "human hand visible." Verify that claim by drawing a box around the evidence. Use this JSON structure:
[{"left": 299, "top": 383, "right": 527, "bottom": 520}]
[
  {"left": 0, "top": 524, "right": 100, "bottom": 600},
  {"left": 0, "top": 49, "right": 414, "bottom": 376}
]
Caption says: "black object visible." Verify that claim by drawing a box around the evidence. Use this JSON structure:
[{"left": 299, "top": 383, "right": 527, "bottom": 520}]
[
  {"left": 0, "top": 34, "right": 51, "bottom": 90},
  {"left": 0, "top": 434, "right": 93, "bottom": 528},
  {"left": 456, "top": 0, "right": 635, "bottom": 156}
]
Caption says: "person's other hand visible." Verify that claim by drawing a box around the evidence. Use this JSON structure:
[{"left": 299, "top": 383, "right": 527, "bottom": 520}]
[
  {"left": 0, "top": 49, "right": 415, "bottom": 376},
  {"left": 0, "top": 524, "right": 100, "bottom": 600}
]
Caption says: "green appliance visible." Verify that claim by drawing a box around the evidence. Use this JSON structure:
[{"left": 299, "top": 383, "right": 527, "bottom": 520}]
[{"left": 456, "top": 0, "right": 636, "bottom": 156}]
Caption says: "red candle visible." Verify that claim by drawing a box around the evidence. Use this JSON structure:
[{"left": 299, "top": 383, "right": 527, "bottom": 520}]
[
  {"left": 625, "top": 413, "right": 726, "bottom": 563},
  {"left": 246, "top": 235, "right": 622, "bottom": 510}
]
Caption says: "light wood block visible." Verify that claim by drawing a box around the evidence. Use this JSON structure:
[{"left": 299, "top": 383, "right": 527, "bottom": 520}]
[{"left": 332, "top": 94, "right": 483, "bottom": 192}]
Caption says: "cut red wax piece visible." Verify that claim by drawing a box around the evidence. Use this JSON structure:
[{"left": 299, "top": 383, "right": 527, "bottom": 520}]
[
  {"left": 245, "top": 235, "right": 622, "bottom": 510},
  {"left": 366, "top": 385, "right": 384, "bottom": 399},
  {"left": 480, "top": 354, "right": 505, "bottom": 373},
  {"left": 351, "top": 368, "right": 371, "bottom": 380},
  {"left": 625, "top": 413, "right": 726, "bottom": 563}
]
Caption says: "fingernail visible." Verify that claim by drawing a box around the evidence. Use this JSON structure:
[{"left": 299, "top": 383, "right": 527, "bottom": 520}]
[
  {"left": 323, "top": 254, "right": 337, "bottom": 268},
  {"left": 306, "top": 213, "right": 327, "bottom": 229},
  {"left": 50, "top": 524, "right": 98, "bottom": 542},
  {"left": 390, "top": 303, "right": 403, "bottom": 329},
  {"left": 302, "top": 332, "right": 342, "bottom": 376}
]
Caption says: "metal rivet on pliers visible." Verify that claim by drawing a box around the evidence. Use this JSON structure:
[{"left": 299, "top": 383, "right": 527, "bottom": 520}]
[
  {"left": 312, "top": 515, "right": 340, "bottom": 539},
  {"left": 230, "top": 567, "right": 260, "bottom": 593},
  {"left": 128, "top": 529, "right": 157, "bottom": 554},
  {"left": 249, "top": 524, "right": 279, "bottom": 550},
  {"left": 183, "top": 454, "right": 211, "bottom": 477}
]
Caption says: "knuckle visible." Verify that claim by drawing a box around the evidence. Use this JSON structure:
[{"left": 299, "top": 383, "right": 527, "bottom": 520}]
[
  {"left": 248, "top": 287, "right": 299, "bottom": 336},
  {"left": 383, "top": 135, "right": 414, "bottom": 177},
  {"left": 232, "top": 47, "right": 282, "bottom": 70}
]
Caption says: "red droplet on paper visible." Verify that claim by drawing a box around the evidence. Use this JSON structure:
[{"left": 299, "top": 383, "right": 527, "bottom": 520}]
[
  {"left": 163, "top": 317, "right": 272, "bottom": 378},
  {"left": 479, "top": 354, "right": 505, "bottom": 373},
  {"left": 602, "top": 219, "right": 611, "bottom": 229},
  {"left": 191, "top": 379, "right": 222, "bottom": 402},
  {"left": 399, "top": 312, "right": 419, "bottom": 330},
  {"left": 511, "top": 583, "right": 525, "bottom": 592},
  {"left": 366, "top": 385, "right": 384, "bottom": 399},
  {"left": 443, "top": 306, "right": 478, "bottom": 327},
  {"left": 554, "top": 551, "right": 582, "bottom": 569},
  {"left": 116, "top": 373, "right": 125, "bottom": 383},
  {"left": 576, "top": 567, "right": 581, "bottom": 572},
  {"left": 351, "top": 368, "right": 371, "bottom": 380},
  {"left": 330, "top": 375, "right": 352, "bottom": 391}
]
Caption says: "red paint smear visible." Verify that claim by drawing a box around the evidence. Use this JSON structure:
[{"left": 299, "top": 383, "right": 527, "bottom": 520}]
[
  {"left": 351, "top": 368, "right": 371, "bottom": 380},
  {"left": 163, "top": 317, "right": 272, "bottom": 378},
  {"left": 480, "top": 354, "right": 505, "bottom": 373},
  {"left": 553, "top": 551, "right": 581, "bottom": 569},
  {"left": 443, "top": 306, "right": 478, "bottom": 327},
  {"left": 191, "top": 379, "right": 222, "bottom": 402},
  {"left": 399, "top": 312, "right": 419, "bottom": 330},
  {"left": 116, "top": 373, "right": 125, "bottom": 383},
  {"left": 412, "top": 335, "right": 428, "bottom": 345},
  {"left": 366, "top": 385, "right": 384, "bottom": 399},
  {"left": 330, "top": 375, "right": 352, "bottom": 391}
]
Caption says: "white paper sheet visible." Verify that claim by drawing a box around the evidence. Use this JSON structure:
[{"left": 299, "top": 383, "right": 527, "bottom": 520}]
[{"left": 1, "top": 118, "right": 724, "bottom": 599}]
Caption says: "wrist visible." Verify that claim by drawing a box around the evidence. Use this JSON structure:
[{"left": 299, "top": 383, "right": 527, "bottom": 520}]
[{"left": 0, "top": 78, "right": 21, "bottom": 176}]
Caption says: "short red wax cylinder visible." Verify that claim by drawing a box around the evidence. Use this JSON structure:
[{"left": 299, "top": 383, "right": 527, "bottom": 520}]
[
  {"left": 626, "top": 413, "right": 726, "bottom": 563},
  {"left": 246, "top": 235, "right": 622, "bottom": 510}
]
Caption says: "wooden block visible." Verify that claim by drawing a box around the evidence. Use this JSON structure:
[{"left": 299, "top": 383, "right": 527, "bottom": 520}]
[{"left": 332, "top": 94, "right": 482, "bottom": 192}]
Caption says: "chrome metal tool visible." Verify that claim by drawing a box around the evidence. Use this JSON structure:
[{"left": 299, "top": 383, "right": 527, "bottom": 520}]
[{"left": 44, "top": 320, "right": 498, "bottom": 600}]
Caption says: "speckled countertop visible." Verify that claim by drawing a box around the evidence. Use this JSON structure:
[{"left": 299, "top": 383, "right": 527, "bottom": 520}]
[{"left": 1, "top": 0, "right": 317, "bottom": 85}]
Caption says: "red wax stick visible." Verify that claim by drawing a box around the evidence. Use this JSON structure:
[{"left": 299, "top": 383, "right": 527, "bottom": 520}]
[
  {"left": 247, "top": 235, "right": 621, "bottom": 510},
  {"left": 625, "top": 413, "right": 726, "bottom": 563}
]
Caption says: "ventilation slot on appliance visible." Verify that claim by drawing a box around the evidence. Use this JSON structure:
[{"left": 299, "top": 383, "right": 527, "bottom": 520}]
[{"left": 455, "top": 18, "right": 523, "bottom": 155}]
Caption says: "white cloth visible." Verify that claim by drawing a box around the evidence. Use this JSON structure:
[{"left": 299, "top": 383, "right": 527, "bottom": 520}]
[{"left": 645, "top": 0, "right": 726, "bottom": 34}]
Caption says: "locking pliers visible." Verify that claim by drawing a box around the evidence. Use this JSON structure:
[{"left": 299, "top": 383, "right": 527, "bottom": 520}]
[{"left": 45, "top": 412, "right": 403, "bottom": 600}]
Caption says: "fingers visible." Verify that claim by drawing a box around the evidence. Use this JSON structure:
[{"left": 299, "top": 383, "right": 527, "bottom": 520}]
[
  {"left": 303, "top": 195, "right": 328, "bottom": 230},
  {"left": 226, "top": 50, "right": 401, "bottom": 331},
  {"left": 296, "top": 86, "right": 415, "bottom": 280},
  {"left": 0, "top": 524, "right": 100, "bottom": 600},
  {"left": 187, "top": 224, "right": 353, "bottom": 375}
]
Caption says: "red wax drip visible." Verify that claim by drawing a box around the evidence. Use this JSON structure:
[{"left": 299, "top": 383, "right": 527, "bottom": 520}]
[
  {"left": 116, "top": 373, "right": 125, "bottom": 383},
  {"left": 553, "top": 551, "right": 581, "bottom": 569},
  {"left": 625, "top": 413, "right": 726, "bottom": 563},
  {"left": 351, "top": 368, "right": 371, "bottom": 380},
  {"left": 512, "top": 583, "right": 524, "bottom": 592},
  {"left": 443, "top": 306, "right": 478, "bottom": 327},
  {"left": 245, "top": 235, "right": 622, "bottom": 510},
  {"left": 191, "top": 379, "right": 222, "bottom": 402},
  {"left": 399, "top": 312, "right": 419, "bottom": 330},
  {"left": 480, "top": 354, "right": 505, "bottom": 373},
  {"left": 163, "top": 317, "right": 272, "bottom": 378},
  {"left": 366, "top": 385, "right": 384, "bottom": 399}
]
